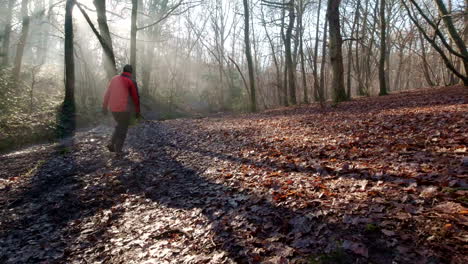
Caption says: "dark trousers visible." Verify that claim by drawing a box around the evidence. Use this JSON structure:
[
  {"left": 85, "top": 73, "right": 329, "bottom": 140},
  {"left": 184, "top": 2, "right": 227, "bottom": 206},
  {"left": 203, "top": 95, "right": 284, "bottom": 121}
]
[{"left": 110, "top": 112, "right": 131, "bottom": 152}]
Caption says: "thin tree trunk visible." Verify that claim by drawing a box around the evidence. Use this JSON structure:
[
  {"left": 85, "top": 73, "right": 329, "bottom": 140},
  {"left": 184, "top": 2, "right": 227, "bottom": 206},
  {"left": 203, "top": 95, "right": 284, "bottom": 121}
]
[
  {"left": 1, "top": 0, "right": 15, "bottom": 66},
  {"left": 251, "top": 10, "right": 267, "bottom": 110},
  {"left": 319, "top": 19, "right": 328, "bottom": 104},
  {"left": 346, "top": 0, "right": 360, "bottom": 98},
  {"left": 364, "top": 0, "right": 378, "bottom": 95},
  {"left": 13, "top": 0, "right": 30, "bottom": 79},
  {"left": 281, "top": 1, "right": 289, "bottom": 106},
  {"left": 312, "top": 0, "right": 322, "bottom": 102},
  {"left": 356, "top": 0, "right": 369, "bottom": 96},
  {"left": 130, "top": 0, "right": 138, "bottom": 76},
  {"left": 419, "top": 32, "right": 435, "bottom": 87},
  {"left": 393, "top": 46, "right": 404, "bottom": 90},
  {"left": 260, "top": 7, "right": 282, "bottom": 105},
  {"left": 283, "top": 55, "right": 289, "bottom": 105},
  {"left": 29, "top": 66, "right": 38, "bottom": 112},
  {"left": 141, "top": 0, "right": 169, "bottom": 96},
  {"left": 243, "top": 0, "right": 256, "bottom": 112},
  {"left": 141, "top": 33, "right": 158, "bottom": 96},
  {"left": 404, "top": 38, "right": 414, "bottom": 90},
  {"left": 39, "top": 0, "right": 54, "bottom": 65},
  {"left": 378, "top": 0, "right": 387, "bottom": 95},
  {"left": 298, "top": 0, "right": 308, "bottom": 103},
  {"left": 285, "top": 0, "right": 296, "bottom": 105}
]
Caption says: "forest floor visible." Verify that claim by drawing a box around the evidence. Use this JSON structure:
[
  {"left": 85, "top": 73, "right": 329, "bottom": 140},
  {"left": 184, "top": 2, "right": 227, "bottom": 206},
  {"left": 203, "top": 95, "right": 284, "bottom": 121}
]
[{"left": 0, "top": 86, "right": 467, "bottom": 264}]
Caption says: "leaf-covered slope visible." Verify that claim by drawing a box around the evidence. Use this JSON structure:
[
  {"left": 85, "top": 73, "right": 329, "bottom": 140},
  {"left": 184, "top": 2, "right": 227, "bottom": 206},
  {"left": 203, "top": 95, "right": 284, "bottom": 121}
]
[{"left": 0, "top": 86, "right": 467, "bottom": 263}]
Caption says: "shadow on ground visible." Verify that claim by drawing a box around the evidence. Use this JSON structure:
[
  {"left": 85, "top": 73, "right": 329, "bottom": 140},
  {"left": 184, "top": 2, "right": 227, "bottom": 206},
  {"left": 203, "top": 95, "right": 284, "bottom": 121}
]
[{"left": 2, "top": 85, "right": 465, "bottom": 263}]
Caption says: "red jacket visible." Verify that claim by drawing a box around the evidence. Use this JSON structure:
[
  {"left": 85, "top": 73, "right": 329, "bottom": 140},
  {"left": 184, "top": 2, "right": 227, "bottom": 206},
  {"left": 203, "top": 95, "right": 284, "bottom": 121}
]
[{"left": 103, "top": 72, "right": 140, "bottom": 113}]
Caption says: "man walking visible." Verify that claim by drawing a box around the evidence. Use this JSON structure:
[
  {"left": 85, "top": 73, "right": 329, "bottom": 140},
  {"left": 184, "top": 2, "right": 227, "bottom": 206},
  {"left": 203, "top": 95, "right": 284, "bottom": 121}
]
[{"left": 102, "top": 64, "right": 141, "bottom": 155}]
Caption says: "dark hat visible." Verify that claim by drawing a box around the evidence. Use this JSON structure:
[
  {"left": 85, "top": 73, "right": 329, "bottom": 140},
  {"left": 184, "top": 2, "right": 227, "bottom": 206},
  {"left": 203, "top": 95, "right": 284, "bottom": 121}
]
[{"left": 123, "top": 64, "right": 133, "bottom": 73}]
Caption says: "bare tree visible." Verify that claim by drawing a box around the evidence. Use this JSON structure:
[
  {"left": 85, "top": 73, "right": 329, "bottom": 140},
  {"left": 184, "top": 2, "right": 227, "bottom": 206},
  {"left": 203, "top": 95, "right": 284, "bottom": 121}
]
[
  {"left": 280, "top": 0, "right": 289, "bottom": 106},
  {"left": 310, "top": 0, "right": 325, "bottom": 103},
  {"left": 285, "top": 0, "right": 296, "bottom": 104},
  {"left": 29, "top": 64, "right": 43, "bottom": 112},
  {"left": 62, "top": 0, "right": 76, "bottom": 136},
  {"left": 402, "top": 0, "right": 468, "bottom": 85},
  {"left": 378, "top": 0, "right": 388, "bottom": 95},
  {"left": 75, "top": 1, "right": 117, "bottom": 82},
  {"left": 344, "top": 0, "right": 360, "bottom": 98},
  {"left": 319, "top": 19, "right": 328, "bottom": 101},
  {"left": 13, "top": 0, "right": 31, "bottom": 79},
  {"left": 130, "top": 0, "right": 138, "bottom": 75},
  {"left": 93, "top": 0, "right": 117, "bottom": 79},
  {"left": 260, "top": 5, "right": 282, "bottom": 105},
  {"left": 432, "top": 0, "right": 468, "bottom": 82},
  {"left": 297, "top": 0, "right": 309, "bottom": 103},
  {"left": 243, "top": 0, "right": 256, "bottom": 112},
  {"left": 327, "top": 0, "right": 347, "bottom": 102},
  {"left": 1, "top": 0, "right": 16, "bottom": 66}
]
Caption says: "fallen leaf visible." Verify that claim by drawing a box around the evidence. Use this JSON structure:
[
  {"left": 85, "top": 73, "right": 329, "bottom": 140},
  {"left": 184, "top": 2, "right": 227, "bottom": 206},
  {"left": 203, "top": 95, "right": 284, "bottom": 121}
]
[
  {"left": 381, "top": 229, "right": 396, "bottom": 236},
  {"left": 343, "top": 240, "right": 368, "bottom": 258}
]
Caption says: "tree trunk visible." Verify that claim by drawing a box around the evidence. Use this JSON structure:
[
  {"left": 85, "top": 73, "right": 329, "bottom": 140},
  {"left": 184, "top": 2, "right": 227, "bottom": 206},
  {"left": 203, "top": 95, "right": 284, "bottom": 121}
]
[
  {"left": 378, "top": 0, "right": 387, "bottom": 95},
  {"left": 281, "top": 1, "right": 289, "bottom": 106},
  {"left": 419, "top": 32, "right": 435, "bottom": 87},
  {"left": 327, "top": 0, "right": 347, "bottom": 102},
  {"left": 312, "top": 0, "right": 322, "bottom": 102},
  {"left": 285, "top": 0, "right": 296, "bottom": 105},
  {"left": 1, "top": 0, "right": 15, "bottom": 66},
  {"left": 298, "top": 0, "right": 308, "bottom": 103},
  {"left": 141, "top": 0, "right": 169, "bottom": 96},
  {"left": 130, "top": 0, "right": 138, "bottom": 76},
  {"left": 393, "top": 46, "right": 404, "bottom": 90},
  {"left": 364, "top": 0, "right": 378, "bottom": 95},
  {"left": 356, "top": 0, "right": 369, "bottom": 96},
  {"left": 13, "top": 0, "right": 30, "bottom": 79},
  {"left": 76, "top": 1, "right": 117, "bottom": 83},
  {"left": 62, "top": 0, "right": 76, "bottom": 136},
  {"left": 261, "top": 6, "right": 282, "bottom": 105},
  {"left": 319, "top": 19, "right": 328, "bottom": 103},
  {"left": 464, "top": 0, "right": 468, "bottom": 81},
  {"left": 38, "top": 0, "right": 54, "bottom": 65},
  {"left": 141, "top": 35, "right": 158, "bottom": 96},
  {"left": 94, "top": 0, "right": 116, "bottom": 80},
  {"left": 243, "top": 0, "right": 256, "bottom": 112},
  {"left": 346, "top": 0, "right": 360, "bottom": 98}
]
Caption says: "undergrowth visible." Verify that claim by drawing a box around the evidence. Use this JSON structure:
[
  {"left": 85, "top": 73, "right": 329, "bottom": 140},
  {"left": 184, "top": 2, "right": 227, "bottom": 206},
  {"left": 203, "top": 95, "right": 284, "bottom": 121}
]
[{"left": 0, "top": 68, "right": 102, "bottom": 152}]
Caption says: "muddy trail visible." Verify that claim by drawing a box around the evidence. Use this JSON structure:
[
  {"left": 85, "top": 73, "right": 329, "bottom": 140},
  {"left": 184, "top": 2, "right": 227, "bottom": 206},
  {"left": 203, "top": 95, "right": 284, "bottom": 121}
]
[{"left": 1, "top": 86, "right": 467, "bottom": 264}]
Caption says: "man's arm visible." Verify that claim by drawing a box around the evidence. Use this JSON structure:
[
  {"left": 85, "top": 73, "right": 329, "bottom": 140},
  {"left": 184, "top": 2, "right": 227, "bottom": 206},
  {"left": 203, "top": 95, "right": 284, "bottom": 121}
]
[{"left": 129, "top": 80, "right": 141, "bottom": 114}]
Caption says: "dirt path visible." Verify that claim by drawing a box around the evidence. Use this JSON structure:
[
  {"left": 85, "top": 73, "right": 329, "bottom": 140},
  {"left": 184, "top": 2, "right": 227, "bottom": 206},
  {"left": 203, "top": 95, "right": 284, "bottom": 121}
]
[{"left": 1, "top": 87, "right": 467, "bottom": 263}]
